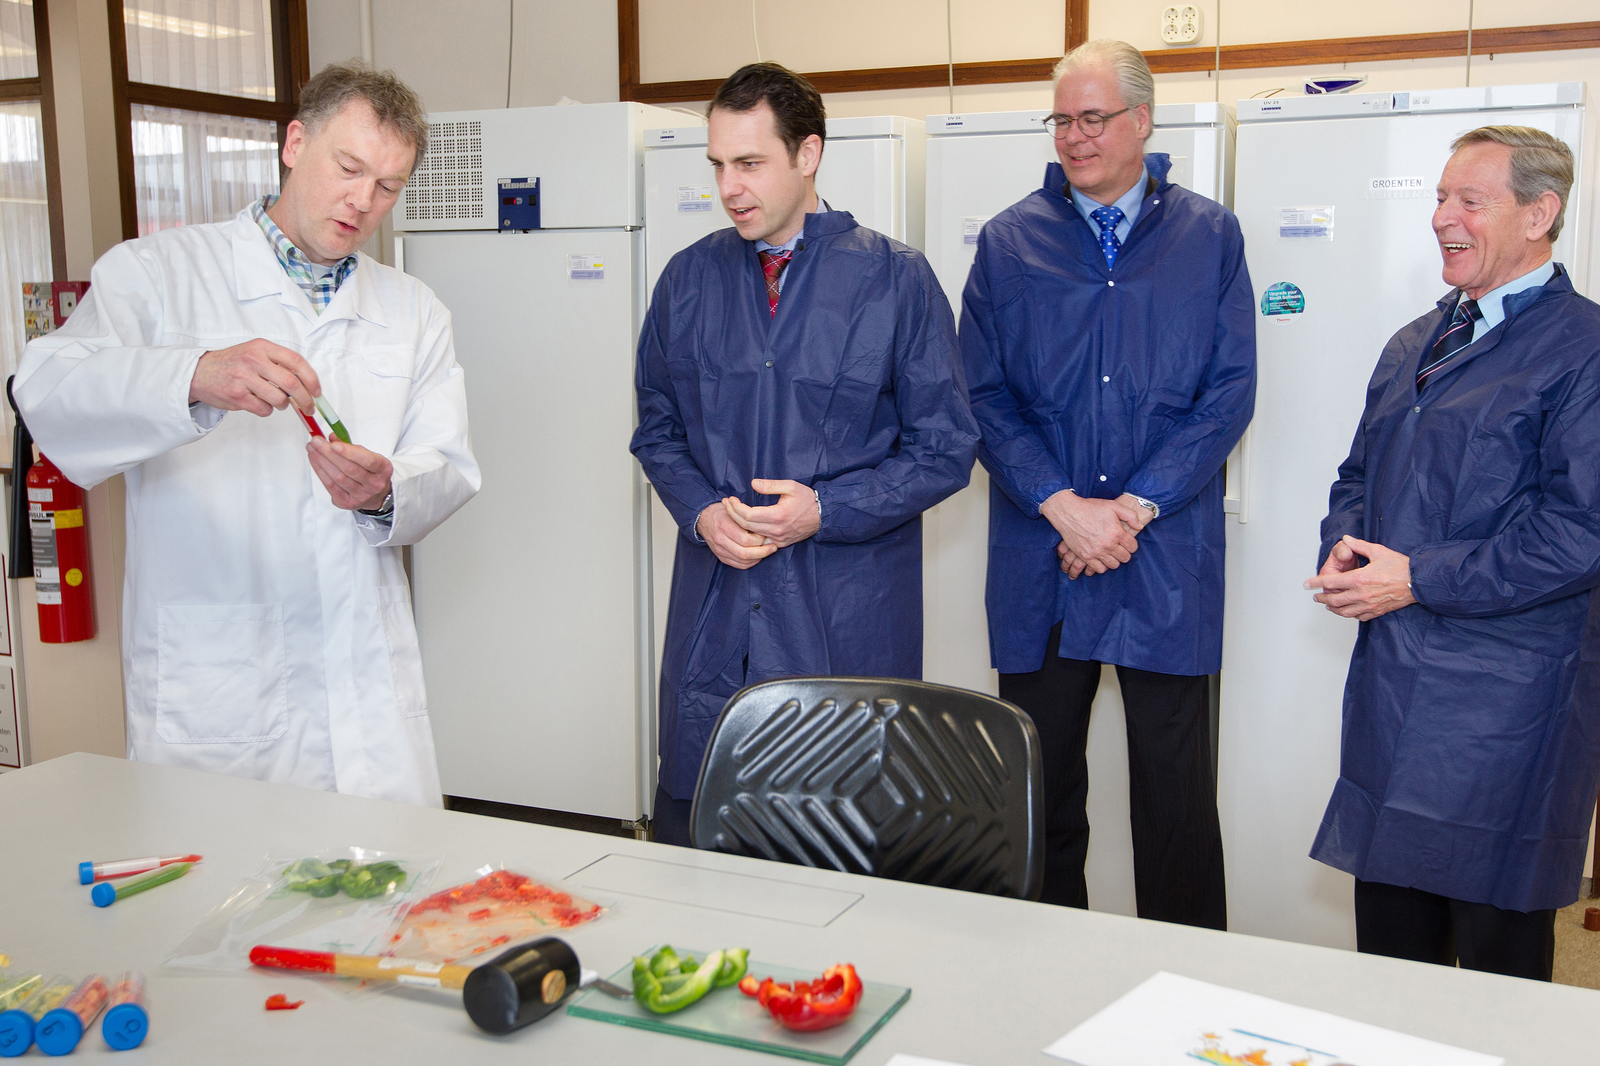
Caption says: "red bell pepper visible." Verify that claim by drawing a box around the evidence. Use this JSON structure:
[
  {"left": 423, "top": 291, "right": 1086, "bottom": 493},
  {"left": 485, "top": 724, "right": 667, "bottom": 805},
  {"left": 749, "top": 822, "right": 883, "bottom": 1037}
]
[{"left": 738, "top": 963, "right": 863, "bottom": 1031}]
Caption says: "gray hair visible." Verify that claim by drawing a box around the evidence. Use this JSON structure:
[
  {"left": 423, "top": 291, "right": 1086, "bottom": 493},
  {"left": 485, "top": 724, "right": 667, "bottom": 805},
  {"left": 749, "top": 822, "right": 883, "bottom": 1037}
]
[
  {"left": 295, "top": 61, "right": 429, "bottom": 174},
  {"left": 1052, "top": 38, "right": 1156, "bottom": 123},
  {"left": 1450, "top": 125, "right": 1574, "bottom": 241}
]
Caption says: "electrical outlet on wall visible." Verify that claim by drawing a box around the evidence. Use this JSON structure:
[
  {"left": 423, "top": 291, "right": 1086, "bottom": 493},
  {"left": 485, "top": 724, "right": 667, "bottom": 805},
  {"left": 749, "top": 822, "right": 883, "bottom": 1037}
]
[{"left": 1160, "top": 5, "right": 1202, "bottom": 44}]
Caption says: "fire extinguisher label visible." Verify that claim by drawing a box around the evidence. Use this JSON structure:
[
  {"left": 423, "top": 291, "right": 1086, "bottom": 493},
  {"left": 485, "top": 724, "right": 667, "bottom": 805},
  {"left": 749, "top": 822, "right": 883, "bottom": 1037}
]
[
  {"left": 30, "top": 511, "right": 61, "bottom": 605},
  {"left": 26, "top": 488, "right": 51, "bottom": 503},
  {"left": 53, "top": 508, "right": 84, "bottom": 529}
]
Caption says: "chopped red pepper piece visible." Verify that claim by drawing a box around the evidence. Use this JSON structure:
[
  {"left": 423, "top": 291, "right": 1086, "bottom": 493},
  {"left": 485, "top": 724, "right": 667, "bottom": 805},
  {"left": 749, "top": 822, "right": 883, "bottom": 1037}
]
[
  {"left": 738, "top": 964, "right": 862, "bottom": 1031},
  {"left": 264, "top": 993, "right": 304, "bottom": 1011}
]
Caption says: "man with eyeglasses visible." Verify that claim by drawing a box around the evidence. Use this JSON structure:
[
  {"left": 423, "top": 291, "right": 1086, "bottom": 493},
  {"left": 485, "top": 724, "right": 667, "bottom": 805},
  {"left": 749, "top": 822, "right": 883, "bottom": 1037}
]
[{"left": 961, "top": 39, "right": 1256, "bottom": 925}]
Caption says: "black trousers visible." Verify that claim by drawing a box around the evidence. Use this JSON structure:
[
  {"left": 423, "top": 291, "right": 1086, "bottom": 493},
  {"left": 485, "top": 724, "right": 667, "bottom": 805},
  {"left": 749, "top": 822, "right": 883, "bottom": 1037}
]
[
  {"left": 998, "top": 623, "right": 1227, "bottom": 928},
  {"left": 652, "top": 785, "right": 695, "bottom": 848},
  {"left": 1354, "top": 879, "right": 1556, "bottom": 981}
]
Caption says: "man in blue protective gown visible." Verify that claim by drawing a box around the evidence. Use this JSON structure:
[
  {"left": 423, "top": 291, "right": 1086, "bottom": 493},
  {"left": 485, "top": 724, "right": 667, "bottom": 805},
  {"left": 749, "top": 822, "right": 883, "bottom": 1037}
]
[
  {"left": 631, "top": 63, "right": 979, "bottom": 847},
  {"left": 1306, "top": 126, "right": 1600, "bottom": 982},
  {"left": 962, "top": 40, "right": 1255, "bottom": 925}
]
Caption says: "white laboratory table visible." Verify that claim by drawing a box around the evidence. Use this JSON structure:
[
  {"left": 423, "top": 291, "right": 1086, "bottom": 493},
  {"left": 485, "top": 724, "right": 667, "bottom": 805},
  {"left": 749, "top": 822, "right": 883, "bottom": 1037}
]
[{"left": 0, "top": 753, "right": 1593, "bottom": 1064}]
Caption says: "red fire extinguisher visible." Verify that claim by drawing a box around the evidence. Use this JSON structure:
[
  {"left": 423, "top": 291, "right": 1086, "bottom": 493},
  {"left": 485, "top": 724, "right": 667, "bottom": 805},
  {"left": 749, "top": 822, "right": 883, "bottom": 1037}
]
[{"left": 26, "top": 452, "right": 94, "bottom": 643}]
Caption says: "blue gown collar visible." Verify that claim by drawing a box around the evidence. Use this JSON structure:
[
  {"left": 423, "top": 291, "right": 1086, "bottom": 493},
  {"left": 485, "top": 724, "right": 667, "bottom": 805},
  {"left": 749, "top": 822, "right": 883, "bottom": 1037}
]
[
  {"left": 1435, "top": 261, "right": 1570, "bottom": 318},
  {"left": 1043, "top": 152, "right": 1174, "bottom": 199}
]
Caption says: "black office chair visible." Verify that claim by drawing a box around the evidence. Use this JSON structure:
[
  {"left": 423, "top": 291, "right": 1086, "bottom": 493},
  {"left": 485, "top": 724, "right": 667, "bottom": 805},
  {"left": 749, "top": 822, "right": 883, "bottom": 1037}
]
[{"left": 688, "top": 677, "right": 1044, "bottom": 900}]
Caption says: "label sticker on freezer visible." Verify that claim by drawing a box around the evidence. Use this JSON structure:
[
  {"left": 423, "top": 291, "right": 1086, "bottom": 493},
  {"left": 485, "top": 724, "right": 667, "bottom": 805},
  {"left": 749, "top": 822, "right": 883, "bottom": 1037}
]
[
  {"left": 1280, "top": 206, "right": 1334, "bottom": 239},
  {"left": 962, "top": 217, "right": 990, "bottom": 245},
  {"left": 677, "top": 185, "right": 715, "bottom": 212},
  {"left": 567, "top": 255, "right": 605, "bottom": 281},
  {"left": 1366, "top": 175, "right": 1428, "bottom": 199},
  {"left": 1261, "top": 281, "right": 1305, "bottom": 317}
]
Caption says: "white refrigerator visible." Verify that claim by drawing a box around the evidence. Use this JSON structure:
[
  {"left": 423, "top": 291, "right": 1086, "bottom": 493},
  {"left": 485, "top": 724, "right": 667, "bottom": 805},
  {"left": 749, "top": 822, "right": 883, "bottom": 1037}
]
[
  {"left": 921, "top": 104, "right": 1236, "bottom": 916},
  {"left": 641, "top": 115, "right": 926, "bottom": 688},
  {"left": 1220, "top": 83, "right": 1586, "bottom": 948},
  {"left": 396, "top": 102, "right": 701, "bottom": 822}
]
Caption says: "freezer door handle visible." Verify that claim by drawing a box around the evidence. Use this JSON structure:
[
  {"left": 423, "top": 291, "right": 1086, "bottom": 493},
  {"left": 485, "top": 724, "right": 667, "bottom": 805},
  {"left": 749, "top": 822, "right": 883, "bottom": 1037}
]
[{"left": 1223, "top": 424, "right": 1251, "bottom": 524}]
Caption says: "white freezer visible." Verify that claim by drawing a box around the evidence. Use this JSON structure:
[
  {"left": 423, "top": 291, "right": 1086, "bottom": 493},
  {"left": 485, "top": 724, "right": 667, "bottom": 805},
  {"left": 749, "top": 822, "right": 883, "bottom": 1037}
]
[
  {"left": 642, "top": 115, "right": 927, "bottom": 296},
  {"left": 399, "top": 102, "right": 700, "bottom": 821},
  {"left": 920, "top": 104, "right": 1236, "bottom": 917},
  {"left": 398, "top": 102, "right": 700, "bottom": 231},
  {"left": 1220, "top": 83, "right": 1586, "bottom": 949}
]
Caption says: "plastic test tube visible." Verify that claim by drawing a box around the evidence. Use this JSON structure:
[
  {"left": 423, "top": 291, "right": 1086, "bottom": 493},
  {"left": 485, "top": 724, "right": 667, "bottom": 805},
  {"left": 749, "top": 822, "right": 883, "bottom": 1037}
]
[
  {"left": 0, "top": 975, "right": 75, "bottom": 1058},
  {"left": 79, "top": 853, "right": 201, "bottom": 884},
  {"left": 0, "top": 976, "right": 41, "bottom": 1014},
  {"left": 101, "top": 972, "right": 147, "bottom": 1051},
  {"left": 35, "top": 974, "right": 108, "bottom": 1056},
  {"left": 91, "top": 860, "right": 195, "bottom": 907}
]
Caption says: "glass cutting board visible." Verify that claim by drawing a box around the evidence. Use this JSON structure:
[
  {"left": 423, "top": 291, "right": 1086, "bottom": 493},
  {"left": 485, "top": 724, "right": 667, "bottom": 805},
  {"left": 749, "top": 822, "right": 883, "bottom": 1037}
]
[{"left": 567, "top": 952, "right": 912, "bottom": 1065}]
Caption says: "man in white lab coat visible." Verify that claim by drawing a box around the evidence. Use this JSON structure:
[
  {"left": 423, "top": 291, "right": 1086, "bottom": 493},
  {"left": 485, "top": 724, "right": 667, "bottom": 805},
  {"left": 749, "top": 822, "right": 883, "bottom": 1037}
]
[{"left": 15, "top": 62, "right": 479, "bottom": 806}]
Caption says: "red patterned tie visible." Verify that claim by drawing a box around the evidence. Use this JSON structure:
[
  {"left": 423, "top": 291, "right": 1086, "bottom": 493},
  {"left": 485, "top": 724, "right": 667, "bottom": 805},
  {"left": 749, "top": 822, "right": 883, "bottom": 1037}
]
[{"left": 759, "top": 249, "right": 793, "bottom": 316}]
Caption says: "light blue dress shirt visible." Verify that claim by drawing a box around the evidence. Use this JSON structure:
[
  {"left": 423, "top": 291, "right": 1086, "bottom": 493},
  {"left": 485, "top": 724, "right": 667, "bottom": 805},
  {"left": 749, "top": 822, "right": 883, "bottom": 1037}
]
[
  {"left": 1467, "top": 259, "right": 1556, "bottom": 342},
  {"left": 1068, "top": 167, "right": 1149, "bottom": 246},
  {"left": 754, "top": 197, "right": 830, "bottom": 294}
]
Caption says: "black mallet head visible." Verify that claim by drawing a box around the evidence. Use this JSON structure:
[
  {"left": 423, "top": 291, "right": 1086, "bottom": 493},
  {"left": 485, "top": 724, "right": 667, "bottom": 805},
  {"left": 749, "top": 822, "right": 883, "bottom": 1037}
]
[{"left": 462, "top": 937, "right": 581, "bottom": 1034}]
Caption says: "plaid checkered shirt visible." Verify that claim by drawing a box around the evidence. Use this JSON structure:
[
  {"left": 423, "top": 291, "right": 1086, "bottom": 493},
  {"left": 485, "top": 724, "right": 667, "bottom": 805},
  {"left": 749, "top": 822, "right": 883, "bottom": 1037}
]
[{"left": 250, "top": 195, "right": 357, "bottom": 314}]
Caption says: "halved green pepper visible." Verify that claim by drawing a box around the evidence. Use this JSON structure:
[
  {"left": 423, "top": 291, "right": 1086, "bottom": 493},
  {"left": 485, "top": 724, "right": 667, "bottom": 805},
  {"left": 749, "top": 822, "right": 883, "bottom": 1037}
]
[{"left": 633, "top": 948, "right": 726, "bottom": 1013}]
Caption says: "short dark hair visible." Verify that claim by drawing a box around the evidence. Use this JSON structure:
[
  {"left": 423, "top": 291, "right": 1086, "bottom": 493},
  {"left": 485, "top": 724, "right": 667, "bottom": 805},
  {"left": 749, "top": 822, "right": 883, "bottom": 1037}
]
[{"left": 707, "top": 62, "right": 826, "bottom": 161}]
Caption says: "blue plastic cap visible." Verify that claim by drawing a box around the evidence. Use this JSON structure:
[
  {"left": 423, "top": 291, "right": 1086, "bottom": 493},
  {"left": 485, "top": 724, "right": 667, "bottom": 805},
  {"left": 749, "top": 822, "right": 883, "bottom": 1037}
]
[
  {"left": 78, "top": 862, "right": 94, "bottom": 885},
  {"left": 32, "top": 1008, "right": 82, "bottom": 1057},
  {"left": 91, "top": 882, "right": 116, "bottom": 907},
  {"left": 101, "top": 1003, "right": 147, "bottom": 1051},
  {"left": 0, "top": 1009, "right": 35, "bottom": 1058}
]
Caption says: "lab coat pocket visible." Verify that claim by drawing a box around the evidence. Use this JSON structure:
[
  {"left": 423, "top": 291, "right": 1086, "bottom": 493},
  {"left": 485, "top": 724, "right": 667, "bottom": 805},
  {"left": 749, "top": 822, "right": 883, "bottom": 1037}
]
[
  {"left": 378, "top": 585, "right": 428, "bottom": 718},
  {"left": 155, "top": 604, "right": 288, "bottom": 743}
]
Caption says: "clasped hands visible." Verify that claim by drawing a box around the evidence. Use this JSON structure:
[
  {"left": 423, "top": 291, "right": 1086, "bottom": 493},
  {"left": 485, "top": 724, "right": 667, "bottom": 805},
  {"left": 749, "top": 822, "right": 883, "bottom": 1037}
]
[
  {"left": 696, "top": 479, "right": 820, "bottom": 570},
  {"left": 1040, "top": 489, "right": 1153, "bottom": 579},
  {"left": 1303, "top": 534, "right": 1415, "bottom": 622},
  {"left": 190, "top": 338, "right": 393, "bottom": 512}
]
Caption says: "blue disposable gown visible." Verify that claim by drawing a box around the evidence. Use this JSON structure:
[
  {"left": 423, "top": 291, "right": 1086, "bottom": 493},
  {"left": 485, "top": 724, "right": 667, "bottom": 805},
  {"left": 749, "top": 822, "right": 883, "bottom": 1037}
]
[
  {"left": 632, "top": 210, "right": 979, "bottom": 799},
  {"left": 1311, "top": 267, "right": 1600, "bottom": 912},
  {"left": 961, "top": 156, "right": 1257, "bottom": 675}
]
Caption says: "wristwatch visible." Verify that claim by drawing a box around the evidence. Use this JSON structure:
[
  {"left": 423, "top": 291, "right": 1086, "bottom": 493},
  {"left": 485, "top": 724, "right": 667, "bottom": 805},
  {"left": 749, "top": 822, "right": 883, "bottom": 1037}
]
[
  {"left": 358, "top": 489, "right": 395, "bottom": 518},
  {"left": 1130, "top": 495, "right": 1159, "bottom": 519}
]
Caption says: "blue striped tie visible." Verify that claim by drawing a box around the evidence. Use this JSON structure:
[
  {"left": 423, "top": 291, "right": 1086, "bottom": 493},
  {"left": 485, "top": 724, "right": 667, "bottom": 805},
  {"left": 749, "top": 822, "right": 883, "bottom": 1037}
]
[
  {"left": 1090, "top": 205, "right": 1125, "bottom": 268},
  {"left": 1415, "top": 297, "right": 1482, "bottom": 390}
]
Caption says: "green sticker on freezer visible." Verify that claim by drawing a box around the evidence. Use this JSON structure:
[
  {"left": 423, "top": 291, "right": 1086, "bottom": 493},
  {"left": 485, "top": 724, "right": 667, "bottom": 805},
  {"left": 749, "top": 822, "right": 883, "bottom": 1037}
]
[{"left": 1261, "top": 282, "right": 1305, "bottom": 316}]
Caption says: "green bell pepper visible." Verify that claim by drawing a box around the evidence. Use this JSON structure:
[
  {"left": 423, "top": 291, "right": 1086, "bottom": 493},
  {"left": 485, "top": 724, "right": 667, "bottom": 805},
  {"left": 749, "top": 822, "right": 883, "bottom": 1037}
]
[{"left": 633, "top": 948, "right": 725, "bottom": 1014}]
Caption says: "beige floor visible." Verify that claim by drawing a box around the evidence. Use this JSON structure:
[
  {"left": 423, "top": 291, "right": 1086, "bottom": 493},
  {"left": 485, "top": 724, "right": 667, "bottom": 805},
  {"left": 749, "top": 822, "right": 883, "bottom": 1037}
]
[{"left": 1554, "top": 878, "right": 1600, "bottom": 990}]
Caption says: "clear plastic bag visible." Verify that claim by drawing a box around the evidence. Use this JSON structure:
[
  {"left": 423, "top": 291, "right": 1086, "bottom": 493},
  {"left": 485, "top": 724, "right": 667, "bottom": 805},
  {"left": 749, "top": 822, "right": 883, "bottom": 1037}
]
[
  {"left": 165, "top": 848, "right": 442, "bottom": 973},
  {"left": 383, "top": 864, "right": 607, "bottom": 964}
]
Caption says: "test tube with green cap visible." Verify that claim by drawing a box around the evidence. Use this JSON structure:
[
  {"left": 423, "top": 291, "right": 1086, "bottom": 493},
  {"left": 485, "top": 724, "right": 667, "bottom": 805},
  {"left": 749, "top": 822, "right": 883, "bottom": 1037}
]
[
  {"left": 0, "top": 975, "right": 75, "bottom": 1057},
  {"left": 91, "top": 860, "right": 195, "bottom": 907}
]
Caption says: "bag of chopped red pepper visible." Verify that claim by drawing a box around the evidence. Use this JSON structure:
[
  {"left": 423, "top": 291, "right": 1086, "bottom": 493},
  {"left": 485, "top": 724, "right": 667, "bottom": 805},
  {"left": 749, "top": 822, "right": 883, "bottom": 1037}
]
[{"left": 385, "top": 864, "right": 609, "bottom": 964}]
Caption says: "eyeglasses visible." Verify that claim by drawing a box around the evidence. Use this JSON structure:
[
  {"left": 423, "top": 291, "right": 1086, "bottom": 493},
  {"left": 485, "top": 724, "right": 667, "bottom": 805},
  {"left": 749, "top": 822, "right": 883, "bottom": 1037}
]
[{"left": 1043, "top": 107, "right": 1131, "bottom": 138}]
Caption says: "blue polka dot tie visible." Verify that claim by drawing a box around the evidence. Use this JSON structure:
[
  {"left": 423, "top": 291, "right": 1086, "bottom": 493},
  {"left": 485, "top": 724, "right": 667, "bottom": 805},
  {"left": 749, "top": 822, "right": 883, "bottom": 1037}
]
[{"left": 1091, "top": 205, "right": 1125, "bottom": 269}]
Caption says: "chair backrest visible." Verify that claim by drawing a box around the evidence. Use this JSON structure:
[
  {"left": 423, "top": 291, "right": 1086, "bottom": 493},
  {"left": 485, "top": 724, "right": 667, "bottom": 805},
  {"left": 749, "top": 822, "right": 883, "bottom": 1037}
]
[{"left": 688, "top": 677, "right": 1044, "bottom": 900}]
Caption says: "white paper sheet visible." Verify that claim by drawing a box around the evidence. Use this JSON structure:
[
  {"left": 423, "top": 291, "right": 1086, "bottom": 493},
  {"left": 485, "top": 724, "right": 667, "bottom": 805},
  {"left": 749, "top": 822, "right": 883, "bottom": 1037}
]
[{"left": 1044, "top": 972, "right": 1503, "bottom": 1066}]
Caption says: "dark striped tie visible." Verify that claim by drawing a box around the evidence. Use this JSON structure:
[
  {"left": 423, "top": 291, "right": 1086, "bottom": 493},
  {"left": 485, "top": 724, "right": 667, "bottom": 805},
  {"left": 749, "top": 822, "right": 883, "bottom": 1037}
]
[{"left": 1415, "top": 297, "right": 1482, "bottom": 391}]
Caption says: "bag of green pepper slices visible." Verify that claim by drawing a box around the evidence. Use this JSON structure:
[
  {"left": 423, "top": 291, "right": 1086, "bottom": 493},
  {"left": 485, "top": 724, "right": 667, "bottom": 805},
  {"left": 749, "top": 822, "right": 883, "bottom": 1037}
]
[{"left": 165, "top": 848, "right": 443, "bottom": 978}]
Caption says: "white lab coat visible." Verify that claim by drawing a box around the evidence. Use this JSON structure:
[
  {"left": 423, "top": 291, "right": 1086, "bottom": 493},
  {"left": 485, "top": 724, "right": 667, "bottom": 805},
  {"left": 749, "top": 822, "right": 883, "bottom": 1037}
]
[{"left": 15, "top": 209, "right": 480, "bottom": 806}]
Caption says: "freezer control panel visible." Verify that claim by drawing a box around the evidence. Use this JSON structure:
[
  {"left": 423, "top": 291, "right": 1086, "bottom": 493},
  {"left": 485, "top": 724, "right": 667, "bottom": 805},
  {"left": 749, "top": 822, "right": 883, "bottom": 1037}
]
[{"left": 497, "top": 177, "right": 540, "bottom": 232}]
